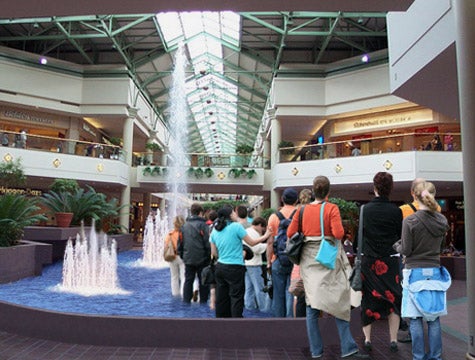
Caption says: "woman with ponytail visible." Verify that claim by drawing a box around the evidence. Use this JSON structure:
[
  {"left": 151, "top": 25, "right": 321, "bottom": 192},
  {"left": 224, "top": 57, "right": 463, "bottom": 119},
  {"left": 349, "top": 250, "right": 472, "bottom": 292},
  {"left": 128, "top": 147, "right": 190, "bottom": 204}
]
[
  {"left": 394, "top": 181, "right": 450, "bottom": 360},
  {"left": 210, "top": 205, "right": 272, "bottom": 318}
]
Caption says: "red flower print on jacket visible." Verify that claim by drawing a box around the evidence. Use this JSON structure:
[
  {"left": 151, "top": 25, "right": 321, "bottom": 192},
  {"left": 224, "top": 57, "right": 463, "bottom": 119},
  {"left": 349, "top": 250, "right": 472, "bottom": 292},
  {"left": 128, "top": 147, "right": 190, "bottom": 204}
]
[
  {"left": 372, "top": 290, "right": 382, "bottom": 299},
  {"left": 371, "top": 260, "right": 389, "bottom": 275},
  {"left": 385, "top": 290, "right": 395, "bottom": 303}
]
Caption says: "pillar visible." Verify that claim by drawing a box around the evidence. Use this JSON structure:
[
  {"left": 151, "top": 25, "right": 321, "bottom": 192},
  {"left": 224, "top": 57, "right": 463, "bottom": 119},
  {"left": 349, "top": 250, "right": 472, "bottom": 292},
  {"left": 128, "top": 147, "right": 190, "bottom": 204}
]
[
  {"left": 453, "top": 1, "right": 475, "bottom": 358},
  {"left": 119, "top": 107, "right": 136, "bottom": 232},
  {"left": 269, "top": 109, "right": 281, "bottom": 209}
]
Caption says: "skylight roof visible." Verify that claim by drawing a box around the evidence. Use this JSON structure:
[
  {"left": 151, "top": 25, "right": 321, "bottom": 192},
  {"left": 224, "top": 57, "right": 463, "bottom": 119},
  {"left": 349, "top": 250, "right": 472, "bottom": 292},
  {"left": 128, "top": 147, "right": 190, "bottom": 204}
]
[{"left": 156, "top": 11, "right": 241, "bottom": 153}]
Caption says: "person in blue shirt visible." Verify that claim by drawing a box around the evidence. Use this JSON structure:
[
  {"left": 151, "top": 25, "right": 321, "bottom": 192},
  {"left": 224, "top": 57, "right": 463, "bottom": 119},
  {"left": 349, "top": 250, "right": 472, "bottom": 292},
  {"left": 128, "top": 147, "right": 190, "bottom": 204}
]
[{"left": 210, "top": 205, "right": 272, "bottom": 318}]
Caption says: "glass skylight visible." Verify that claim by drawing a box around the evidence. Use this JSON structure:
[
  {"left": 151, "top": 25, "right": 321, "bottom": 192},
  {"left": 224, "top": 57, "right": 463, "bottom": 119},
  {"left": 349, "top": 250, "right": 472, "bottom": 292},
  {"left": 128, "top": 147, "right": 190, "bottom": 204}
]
[{"left": 156, "top": 11, "right": 241, "bottom": 154}]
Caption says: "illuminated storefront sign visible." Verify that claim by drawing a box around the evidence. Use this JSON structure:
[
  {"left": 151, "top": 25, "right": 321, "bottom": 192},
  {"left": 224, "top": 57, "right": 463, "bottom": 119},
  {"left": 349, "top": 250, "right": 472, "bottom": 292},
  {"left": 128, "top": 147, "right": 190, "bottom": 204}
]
[{"left": 333, "top": 109, "right": 433, "bottom": 135}]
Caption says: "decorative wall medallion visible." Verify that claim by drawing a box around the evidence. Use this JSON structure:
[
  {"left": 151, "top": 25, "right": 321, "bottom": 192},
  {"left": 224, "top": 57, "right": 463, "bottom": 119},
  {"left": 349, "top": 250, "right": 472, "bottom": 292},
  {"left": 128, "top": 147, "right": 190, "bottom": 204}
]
[
  {"left": 292, "top": 167, "right": 299, "bottom": 176},
  {"left": 217, "top": 171, "right": 226, "bottom": 180},
  {"left": 3, "top": 153, "right": 12, "bottom": 162},
  {"left": 97, "top": 163, "right": 104, "bottom": 172},
  {"left": 383, "top": 160, "right": 393, "bottom": 170},
  {"left": 335, "top": 164, "right": 343, "bottom": 173},
  {"left": 52, "top": 158, "right": 61, "bottom": 168}
]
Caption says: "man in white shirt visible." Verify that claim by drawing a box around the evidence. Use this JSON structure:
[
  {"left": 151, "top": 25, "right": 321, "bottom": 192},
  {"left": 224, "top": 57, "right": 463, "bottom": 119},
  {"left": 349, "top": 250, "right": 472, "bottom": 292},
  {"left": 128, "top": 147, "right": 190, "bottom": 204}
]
[{"left": 243, "top": 216, "right": 271, "bottom": 313}]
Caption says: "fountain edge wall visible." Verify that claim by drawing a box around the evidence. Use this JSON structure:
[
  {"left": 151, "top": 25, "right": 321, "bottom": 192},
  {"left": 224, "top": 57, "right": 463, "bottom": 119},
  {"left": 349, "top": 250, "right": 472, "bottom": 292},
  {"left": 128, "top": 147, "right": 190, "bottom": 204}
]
[{"left": 0, "top": 300, "right": 362, "bottom": 348}]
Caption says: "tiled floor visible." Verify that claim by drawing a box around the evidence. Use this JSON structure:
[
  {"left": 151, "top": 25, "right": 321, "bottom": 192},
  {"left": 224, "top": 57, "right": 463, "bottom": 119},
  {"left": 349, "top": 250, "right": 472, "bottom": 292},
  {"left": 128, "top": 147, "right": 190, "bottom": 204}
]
[{"left": 0, "top": 280, "right": 468, "bottom": 359}]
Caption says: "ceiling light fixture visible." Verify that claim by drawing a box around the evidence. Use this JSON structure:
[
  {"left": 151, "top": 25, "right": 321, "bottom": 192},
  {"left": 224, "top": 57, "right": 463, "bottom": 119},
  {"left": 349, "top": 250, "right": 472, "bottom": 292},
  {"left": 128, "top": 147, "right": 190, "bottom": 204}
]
[
  {"left": 39, "top": 57, "right": 48, "bottom": 65},
  {"left": 361, "top": 54, "right": 369, "bottom": 63}
]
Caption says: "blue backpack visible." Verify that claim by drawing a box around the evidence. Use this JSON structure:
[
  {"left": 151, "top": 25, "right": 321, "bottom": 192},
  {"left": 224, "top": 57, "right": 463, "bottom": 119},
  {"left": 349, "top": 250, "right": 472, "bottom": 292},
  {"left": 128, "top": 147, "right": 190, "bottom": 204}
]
[{"left": 274, "top": 209, "right": 297, "bottom": 267}]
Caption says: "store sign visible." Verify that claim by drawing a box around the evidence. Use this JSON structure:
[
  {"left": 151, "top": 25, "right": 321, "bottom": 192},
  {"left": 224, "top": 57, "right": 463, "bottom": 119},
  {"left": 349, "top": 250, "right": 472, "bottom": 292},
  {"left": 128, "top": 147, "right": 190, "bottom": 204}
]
[
  {"left": 1, "top": 108, "right": 53, "bottom": 125},
  {"left": 0, "top": 187, "right": 42, "bottom": 196},
  {"left": 333, "top": 109, "right": 433, "bottom": 135}
]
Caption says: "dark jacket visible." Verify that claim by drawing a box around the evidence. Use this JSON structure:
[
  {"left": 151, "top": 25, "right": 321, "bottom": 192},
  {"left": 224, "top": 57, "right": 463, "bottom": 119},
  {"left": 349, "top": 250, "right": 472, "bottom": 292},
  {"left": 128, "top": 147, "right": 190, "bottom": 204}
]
[
  {"left": 179, "top": 215, "right": 210, "bottom": 266},
  {"left": 361, "top": 196, "right": 402, "bottom": 257},
  {"left": 395, "top": 210, "right": 448, "bottom": 269}
]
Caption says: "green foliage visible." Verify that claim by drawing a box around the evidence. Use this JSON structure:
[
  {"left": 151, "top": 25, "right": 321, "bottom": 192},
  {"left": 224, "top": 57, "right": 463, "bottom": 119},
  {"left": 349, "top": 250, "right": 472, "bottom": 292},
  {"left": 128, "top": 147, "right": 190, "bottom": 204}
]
[
  {"left": 246, "top": 169, "right": 257, "bottom": 179},
  {"left": 49, "top": 179, "right": 79, "bottom": 194},
  {"left": 0, "top": 158, "right": 26, "bottom": 188},
  {"left": 278, "top": 140, "right": 295, "bottom": 155},
  {"left": 108, "top": 137, "right": 122, "bottom": 146},
  {"left": 187, "top": 167, "right": 205, "bottom": 179},
  {"left": 204, "top": 167, "right": 214, "bottom": 178},
  {"left": 228, "top": 168, "right": 256, "bottom": 179},
  {"left": 328, "top": 197, "right": 359, "bottom": 233},
  {"left": 41, "top": 186, "right": 121, "bottom": 229},
  {"left": 260, "top": 207, "right": 276, "bottom": 220},
  {"left": 235, "top": 144, "right": 254, "bottom": 154},
  {"left": 201, "top": 199, "right": 247, "bottom": 212},
  {"left": 145, "top": 142, "right": 162, "bottom": 151},
  {"left": 0, "top": 194, "right": 47, "bottom": 247}
]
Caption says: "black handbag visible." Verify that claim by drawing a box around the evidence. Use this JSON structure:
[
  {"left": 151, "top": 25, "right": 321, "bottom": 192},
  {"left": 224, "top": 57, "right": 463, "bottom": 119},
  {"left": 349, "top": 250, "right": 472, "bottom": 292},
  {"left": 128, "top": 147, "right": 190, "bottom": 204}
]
[
  {"left": 285, "top": 205, "right": 305, "bottom": 265},
  {"left": 201, "top": 260, "right": 216, "bottom": 286},
  {"left": 349, "top": 205, "right": 364, "bottom": 291}
]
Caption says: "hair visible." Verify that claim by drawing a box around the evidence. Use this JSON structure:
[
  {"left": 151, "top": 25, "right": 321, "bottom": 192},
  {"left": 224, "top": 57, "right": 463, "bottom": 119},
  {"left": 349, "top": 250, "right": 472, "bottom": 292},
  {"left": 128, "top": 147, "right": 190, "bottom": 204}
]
[
  {"left": 251, "top": 216, "right": 267, "bottom": 227},
  {"left": 236, "top": 205, "right": 248, "bottom": 219},
  {"left": 173, "top": 215, "right": 185, "bottom": 230},
  {"left": 190, "top": 203, "right": 204, "bottom": 216},
  {"left": 299, "top": 188, "right": 314, "bottom": 205},
  {"left": 312, "top": 176, "right": 330, "bottom": 200},
  {"left": 373, "top": 172, "right": 393, "bottom": 198},
  {"left": 207, "top": 210, "right": 218, "bottom": 222},
  {"left": 413, "top": 181, "right": 439, "bottom": 211},
  {"left": 214, "top": 205, "right": 233, "bottom": 231},
  {"left": 410, "top": 178, "right": 426, "bottom": 194}
]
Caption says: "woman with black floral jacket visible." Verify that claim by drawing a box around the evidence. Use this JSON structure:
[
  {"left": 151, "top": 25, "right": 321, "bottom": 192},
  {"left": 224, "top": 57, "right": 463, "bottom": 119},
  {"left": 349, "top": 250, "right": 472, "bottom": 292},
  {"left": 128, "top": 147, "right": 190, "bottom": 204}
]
[{"left": 359, "top": 172, "right": 403, "bottom": 353}]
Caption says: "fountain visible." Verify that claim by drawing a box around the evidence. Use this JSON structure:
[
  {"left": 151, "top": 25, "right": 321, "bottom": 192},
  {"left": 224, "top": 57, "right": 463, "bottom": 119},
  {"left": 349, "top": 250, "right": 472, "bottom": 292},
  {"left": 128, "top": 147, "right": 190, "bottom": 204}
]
[
  {"left": 138, "top": 209, "right": 170, "bottom": 269},
  {"left": 54, "top": 224, "right": 129, "bottom": 296}
]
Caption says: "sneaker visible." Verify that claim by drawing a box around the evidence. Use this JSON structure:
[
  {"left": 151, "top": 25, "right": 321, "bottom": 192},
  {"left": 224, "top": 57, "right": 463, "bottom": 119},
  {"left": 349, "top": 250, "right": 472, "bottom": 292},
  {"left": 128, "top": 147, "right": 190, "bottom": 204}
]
[{"left": 364, "top": 341, "right": 372, "bottom": 352}]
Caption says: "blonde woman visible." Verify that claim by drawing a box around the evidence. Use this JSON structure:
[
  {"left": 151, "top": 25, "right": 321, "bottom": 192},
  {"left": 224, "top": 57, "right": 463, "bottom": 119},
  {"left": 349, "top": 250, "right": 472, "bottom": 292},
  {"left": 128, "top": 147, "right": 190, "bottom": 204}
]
[
  {"left": 164, "top": 215, "right": 186, "bottom": 297},
  {"left": 394, "top": 181, "right": 450, "bottom": 360}
]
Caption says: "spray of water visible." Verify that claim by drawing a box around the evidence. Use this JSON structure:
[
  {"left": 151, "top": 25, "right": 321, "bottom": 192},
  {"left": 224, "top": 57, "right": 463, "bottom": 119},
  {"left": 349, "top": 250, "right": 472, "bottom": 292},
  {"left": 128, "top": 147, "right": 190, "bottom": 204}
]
[
  {"left": 137, "top": 44, "right": 190, "bottom": 269},
  {"left": 55, "top": 223, "right": 130, "bottom": 296}
]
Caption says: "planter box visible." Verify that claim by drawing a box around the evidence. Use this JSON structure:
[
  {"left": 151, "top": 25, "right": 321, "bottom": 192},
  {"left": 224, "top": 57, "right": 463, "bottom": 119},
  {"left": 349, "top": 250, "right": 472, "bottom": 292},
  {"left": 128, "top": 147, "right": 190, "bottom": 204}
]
[
  {"left": 107, "top": 233, "right": 134, "bottom": 252},
  {"left": 0, "top": 241, "right": 52, "bottom": 284}
]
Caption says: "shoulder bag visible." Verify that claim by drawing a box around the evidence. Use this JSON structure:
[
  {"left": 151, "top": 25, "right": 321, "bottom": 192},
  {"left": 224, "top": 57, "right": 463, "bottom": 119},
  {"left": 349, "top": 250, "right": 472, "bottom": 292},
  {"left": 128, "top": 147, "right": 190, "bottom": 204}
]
[
  {"left": 163, "top": 233, "right": 177, "bottom": 262},
  {"left": 285, "top": 205, "right": 305, "bottom": 265},
  {"left": 315, "top": 202, "right": 338, "bottom": 269},
  {"left": 349, "top": 205, "right": 364, "bottom": 291}
]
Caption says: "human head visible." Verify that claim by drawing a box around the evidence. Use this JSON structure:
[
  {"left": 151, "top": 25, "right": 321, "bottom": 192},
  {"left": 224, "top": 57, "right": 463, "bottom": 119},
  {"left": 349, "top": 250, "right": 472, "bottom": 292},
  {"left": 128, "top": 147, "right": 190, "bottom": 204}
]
[
  {"left": 173, "top": 215, "right": 185, "bottom": 230},
  {"left": 190, "top": 203, "right": 204, "bottom": 216},
  {"left": 236, "top": 205, "right": 248, "bottom": 220},
  {"left": 312, "top": 176, "right": 330, "bottom": 200},
  {"left": 214, "top": 204, "right": 235, "bottom": 231},
  {"left": 410, "top": 178, "right": 426, "bottom": 197},
  {"left": 282, "top": 188, "right": 298, "bottom": 205},
  {"left": 373, "top": 172, "right": 393, "bottom": 198},
  {"left": 299, "top": 188, "right": 314, "bottom": 205},
  {"left": 208, "top": 210, "right": 218, "bottom": 222},
  {"left": 413, "top": 181, "right": 438, "bottom": 211},
  {"left": 251, "top": 216, "right": 267, "bottom": 233}
]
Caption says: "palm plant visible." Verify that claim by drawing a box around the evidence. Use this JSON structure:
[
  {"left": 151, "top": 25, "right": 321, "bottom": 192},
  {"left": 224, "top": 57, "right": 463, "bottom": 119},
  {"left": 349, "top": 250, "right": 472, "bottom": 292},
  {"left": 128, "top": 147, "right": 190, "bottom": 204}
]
[{"left": 0, "top": 194, "right": 47, "bottom": 247}]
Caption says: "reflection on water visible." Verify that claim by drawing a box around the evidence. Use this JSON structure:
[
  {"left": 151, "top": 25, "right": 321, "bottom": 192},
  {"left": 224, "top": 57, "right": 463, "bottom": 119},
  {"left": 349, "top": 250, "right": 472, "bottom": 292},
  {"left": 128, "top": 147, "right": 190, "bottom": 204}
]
[{"left": 0, "top": 250, "right": 270, "bottom": 319}]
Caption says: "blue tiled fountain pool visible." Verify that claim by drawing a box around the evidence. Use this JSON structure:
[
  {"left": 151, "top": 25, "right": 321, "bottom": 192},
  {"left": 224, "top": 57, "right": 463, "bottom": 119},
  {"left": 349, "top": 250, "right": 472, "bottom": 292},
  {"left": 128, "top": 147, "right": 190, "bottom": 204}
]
[{"left": 0, "top": 250, "right": 271, "bottom": 319}]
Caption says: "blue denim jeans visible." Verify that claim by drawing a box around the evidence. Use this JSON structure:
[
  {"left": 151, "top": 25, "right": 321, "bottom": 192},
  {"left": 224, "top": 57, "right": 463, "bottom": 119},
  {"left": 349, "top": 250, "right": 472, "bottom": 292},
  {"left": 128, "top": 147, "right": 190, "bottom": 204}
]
[
  {"left": 244, "top": 265, "right": 271, "bottom": 312},
  {"left": 410, "top": 317, "right": 442, "bottom": 360},
  {"left": 306, "top": 307, "right": 359, "bottom": 357},
  {"left": 271, "top": 257, "right": 293, "bottom": 317}
]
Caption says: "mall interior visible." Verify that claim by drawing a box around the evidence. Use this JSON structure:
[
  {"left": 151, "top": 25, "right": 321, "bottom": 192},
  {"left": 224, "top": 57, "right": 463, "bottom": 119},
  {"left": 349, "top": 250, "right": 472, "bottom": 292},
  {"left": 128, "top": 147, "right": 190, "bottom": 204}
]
[{"left": 0, "top": 0, "right": 474, "bottom": 359}]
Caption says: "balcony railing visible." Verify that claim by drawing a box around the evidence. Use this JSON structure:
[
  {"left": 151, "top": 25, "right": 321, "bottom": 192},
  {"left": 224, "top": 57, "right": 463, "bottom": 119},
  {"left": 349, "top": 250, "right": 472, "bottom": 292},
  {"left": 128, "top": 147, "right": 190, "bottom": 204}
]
[{"left": 278, "top": 132, "right": 461, "bottom": 163}]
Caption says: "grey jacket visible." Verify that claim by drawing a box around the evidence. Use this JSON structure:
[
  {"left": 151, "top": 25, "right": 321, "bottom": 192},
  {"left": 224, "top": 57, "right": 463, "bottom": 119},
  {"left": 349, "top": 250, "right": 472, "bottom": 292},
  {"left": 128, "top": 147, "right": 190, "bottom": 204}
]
[
  {"left": 394, "top": 210, "right": 448, "bottom": 269},
  {"left": 180, "top": 216, "right": 210, "bottom": 266}
]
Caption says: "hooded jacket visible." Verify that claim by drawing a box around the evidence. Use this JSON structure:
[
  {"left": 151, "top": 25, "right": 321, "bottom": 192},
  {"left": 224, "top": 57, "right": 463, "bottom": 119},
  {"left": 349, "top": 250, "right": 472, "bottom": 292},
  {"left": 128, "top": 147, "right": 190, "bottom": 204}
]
[{"left": 396, "top": 210, "right": 448, "bottom": 269}]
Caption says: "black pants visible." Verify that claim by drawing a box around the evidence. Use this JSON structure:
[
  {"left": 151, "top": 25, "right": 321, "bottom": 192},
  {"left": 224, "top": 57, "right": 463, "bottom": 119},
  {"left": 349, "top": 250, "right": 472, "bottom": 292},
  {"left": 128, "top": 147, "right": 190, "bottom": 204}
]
[
  {"left": 215, "top": 263, "right": 246, "bottom": 318},
  {"left": 183, "top": 264, "right": 209, "bottom": 304}
]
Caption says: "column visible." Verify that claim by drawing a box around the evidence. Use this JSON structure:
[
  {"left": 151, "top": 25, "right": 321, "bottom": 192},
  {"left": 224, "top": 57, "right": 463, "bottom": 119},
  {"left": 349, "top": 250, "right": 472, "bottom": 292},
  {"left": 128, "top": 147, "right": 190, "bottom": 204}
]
[
  {"left": 119, "top": 107, "right": 136, "bottom": 232},
  {"left": 453, "top": 1, "right": 475, "bottom": 358},
  {"left": 269, "top": 109, "right": 281, "bottom": 209},
  {"left": 66, "top": 118, "right": 80, "bottom": 155}
]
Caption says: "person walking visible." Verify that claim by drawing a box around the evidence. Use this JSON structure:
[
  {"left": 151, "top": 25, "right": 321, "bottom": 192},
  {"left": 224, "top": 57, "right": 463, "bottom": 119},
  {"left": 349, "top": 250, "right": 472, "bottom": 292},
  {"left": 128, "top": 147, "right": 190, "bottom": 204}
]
[
  {"left": 394, "top": 181, "right": 450, "bottom": 360},
  {"left": 244, "top": 216, "right": 271, "bottom": 313},
  {"left": 359, "top": 172, "right": 402, "bottom": 353},
  {"left": 179, "top": 203, "right": 211, "bottom": 304},
  {"left": 210, "top": 205, "right": 272, "bottom": 318},
  {"left": 287, "top": 176, "right": 368, "bottom": 359},
  {"left": 266, "top": 187, "right": 298, "bottom": 317},
  {"left": 164, "top": 215, "right": 186, "bottom": 297}
]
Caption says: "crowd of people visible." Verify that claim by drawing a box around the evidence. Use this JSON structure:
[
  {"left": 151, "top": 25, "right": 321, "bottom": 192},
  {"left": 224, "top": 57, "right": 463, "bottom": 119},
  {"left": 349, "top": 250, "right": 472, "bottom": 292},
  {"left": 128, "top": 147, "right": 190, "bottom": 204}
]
[{"left": 162, "top": 172, "right": 451, "bottom": 360}]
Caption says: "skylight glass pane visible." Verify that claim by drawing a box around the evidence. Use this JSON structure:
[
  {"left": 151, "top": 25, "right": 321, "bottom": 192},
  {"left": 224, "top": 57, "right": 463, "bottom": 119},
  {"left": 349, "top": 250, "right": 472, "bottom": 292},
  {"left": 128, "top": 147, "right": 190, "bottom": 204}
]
[{"left": 156, "top": 13, "right": 182, "bottom": 44}]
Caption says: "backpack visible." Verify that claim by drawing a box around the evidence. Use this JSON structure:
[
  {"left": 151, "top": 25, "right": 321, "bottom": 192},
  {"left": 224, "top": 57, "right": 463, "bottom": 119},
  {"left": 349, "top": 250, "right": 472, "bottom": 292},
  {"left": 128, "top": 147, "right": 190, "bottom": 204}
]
[{"left": 274, "top": 209, "right": 297, "bottom": 267}]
